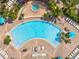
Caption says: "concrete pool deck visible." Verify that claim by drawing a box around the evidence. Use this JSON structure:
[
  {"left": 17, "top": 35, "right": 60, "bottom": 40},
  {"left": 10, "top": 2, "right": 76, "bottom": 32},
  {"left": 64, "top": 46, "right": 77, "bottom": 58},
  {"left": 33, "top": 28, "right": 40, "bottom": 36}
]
[{"left": 19, "top": 39, "right": 55, "bottom": 59}]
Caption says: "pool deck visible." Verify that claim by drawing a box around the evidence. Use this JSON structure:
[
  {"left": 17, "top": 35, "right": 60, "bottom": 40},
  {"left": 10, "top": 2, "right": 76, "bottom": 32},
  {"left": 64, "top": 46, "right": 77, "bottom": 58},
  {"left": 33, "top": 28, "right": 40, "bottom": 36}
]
[
  {"left": 19, "top": 39, "right": 55, "bottom": 59},
  {"left": 0, "top": 1, "right": 79, "bottom": 59}
]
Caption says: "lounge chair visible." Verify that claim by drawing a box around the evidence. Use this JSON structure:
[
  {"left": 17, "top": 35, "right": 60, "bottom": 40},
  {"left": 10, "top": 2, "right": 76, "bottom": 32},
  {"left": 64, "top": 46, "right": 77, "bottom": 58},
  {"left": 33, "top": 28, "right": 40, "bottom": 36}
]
[
  {"left": 73, "top": 48, "right": 79, "bottom": 54},
  {"left": 64, "top": 17, "right": 79, "bottom": 31},
  {"left": 32, "top": 46, "right": 38, "bottom": 52},
  {"left": 68, "top": 45, "right": 79, "bottom": 59},
  {"left": 75, "top": 54, "right": 79, "bottom": 59},
  {"left": 0, "top": 48, "right": 8, "bottom": 59},
  {"left": 32, "top": 53, "right": 46, "bottom": 57},
  {"left": 41, "top": 46, "right": 44, "bottom": 50}
]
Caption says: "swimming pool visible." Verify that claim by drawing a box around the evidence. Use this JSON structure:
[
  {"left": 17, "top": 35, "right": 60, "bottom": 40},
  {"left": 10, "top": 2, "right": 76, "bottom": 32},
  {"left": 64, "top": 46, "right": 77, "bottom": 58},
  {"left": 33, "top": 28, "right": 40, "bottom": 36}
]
[
  {"left": 31, "top": 4, "right": 39, "bottom": 11},
  {"left": 69, "top": 32, "right": 76, "bottom": 39},
  {"left": 10, "top": 20, "right": 61, "bottom": 48},
  {"left": 0, "top": 16, "right": 5, "bottom": 25}
]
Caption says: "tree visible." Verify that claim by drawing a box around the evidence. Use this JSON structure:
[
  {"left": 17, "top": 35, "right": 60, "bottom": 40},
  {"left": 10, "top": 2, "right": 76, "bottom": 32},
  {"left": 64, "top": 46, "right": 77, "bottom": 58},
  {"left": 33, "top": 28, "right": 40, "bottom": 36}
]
[
  {"left": 0, "top": 1, "right": 23, "bottom": 20},
  {"left": 61, "top": 0, "right": 79, "bottom": 7},
  {"left": 65, "top": 32, "right": 70, "bottom": 38},
  {"left": 62, "top": 0, "right": 79, "bottom": 23},
  {"left": 42, "top": 12, "right": 51, "bottom": 19},
  {"left": 60, "top": 32, "right": 71, "bottom": 44},
  {"left": 48, "top": 0, "right": 62, "bottom": 17},
  {"left": 8, "top": 10, "right": 17, "bottom": 20},
  {"left": 4, "top": 35, "right": 11, "bottom": 45}
]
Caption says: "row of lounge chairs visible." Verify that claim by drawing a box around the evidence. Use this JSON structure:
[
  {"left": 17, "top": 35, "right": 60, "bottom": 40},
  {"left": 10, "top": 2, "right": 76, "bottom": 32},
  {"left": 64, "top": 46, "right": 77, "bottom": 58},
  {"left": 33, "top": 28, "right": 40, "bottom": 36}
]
[
  {"left": 6, "top": 0, "right": 16, "bottom": 10},
  {"left": 64, "top": 16, "right": 79, "bottom": 32},
  {"left": 7, "top": 0, "right": 16, "bottom": 7},
  {"left": 68, "top": 45, "right": 79, "bottom": 59},
  {"left": 0, "top": 48, "right": 8, "bottom": 59}
]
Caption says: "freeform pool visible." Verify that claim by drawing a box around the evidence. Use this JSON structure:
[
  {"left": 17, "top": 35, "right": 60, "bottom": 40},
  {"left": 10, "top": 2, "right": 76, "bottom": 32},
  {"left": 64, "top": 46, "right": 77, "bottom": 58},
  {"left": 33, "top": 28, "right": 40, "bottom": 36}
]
[{"left": 10, "top": 20, "right": 61, "bottom": 48}]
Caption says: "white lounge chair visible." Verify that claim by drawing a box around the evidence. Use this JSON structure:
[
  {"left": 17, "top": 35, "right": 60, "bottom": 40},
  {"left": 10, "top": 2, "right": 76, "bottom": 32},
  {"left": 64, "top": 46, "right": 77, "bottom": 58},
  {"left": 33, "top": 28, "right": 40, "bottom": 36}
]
[
  {"left": 65, "top": 17, "right": 79, "bottom": 31},
  {"left": 73, "top": 48, "right": 79, "bottom": 54},
  {"left": 69, "top": 55, "right": 72, "bottom": 58},
  {"left": 41, "top": 46, "right": 44, "bottom": 50},
  {"left": 0, "top": 48, "right": 8, "bottom": 59},
  {"left": 75, "top": 54, "right": 79, "bottom": 59},
  {"left": 5, "top": 54, "right": 8, "bottom": 59},
  {"left": 32, "top": 53, "right": 46, "bottom": 57}
]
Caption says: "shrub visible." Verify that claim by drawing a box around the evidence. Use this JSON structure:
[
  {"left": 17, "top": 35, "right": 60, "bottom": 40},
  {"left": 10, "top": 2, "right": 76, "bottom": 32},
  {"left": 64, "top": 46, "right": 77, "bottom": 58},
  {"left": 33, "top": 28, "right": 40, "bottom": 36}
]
[{"left": 4, "top": 35, "right": 11, "bottom": 45}]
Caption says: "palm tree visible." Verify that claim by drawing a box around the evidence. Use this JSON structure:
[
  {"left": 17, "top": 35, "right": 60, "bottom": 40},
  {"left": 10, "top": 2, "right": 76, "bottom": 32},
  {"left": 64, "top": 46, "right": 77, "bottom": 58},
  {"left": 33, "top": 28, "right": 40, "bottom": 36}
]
[
  {"left": 61, "top": 0, "right": 79, "bottom": 7},
  {"left": 42, "top": 12, "right": 51, "bottom": 20},
  {"left": 1, "top": 9, "right": 9, "bottom": 19},
  {"left": 60, "top": 32, "right": 71, "bottom": 44},
  {"left": 48, "top": 0, "right": 62, "bottom": 17},
  {"left": 61, "top": 0, "right": 79, "bottom": 23}
]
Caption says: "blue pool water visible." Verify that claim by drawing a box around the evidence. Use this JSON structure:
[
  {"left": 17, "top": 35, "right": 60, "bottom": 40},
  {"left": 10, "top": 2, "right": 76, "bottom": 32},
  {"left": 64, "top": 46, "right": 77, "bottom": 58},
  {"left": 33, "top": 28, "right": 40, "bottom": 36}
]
[
  {"left": 57, "top": 56, "right": 63, "bottom": 59},
  {"left": 31, "top": 4, "right": 39, "bottom": 11},
  {"left": 10, "top": 20, "right": 61, "bottom": 48},
  {"left": 69, "top": 32, "right": 76, "bottom": 39},
  {"left": 0, "top": 16, "right": 5, "bottom": 25}
]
